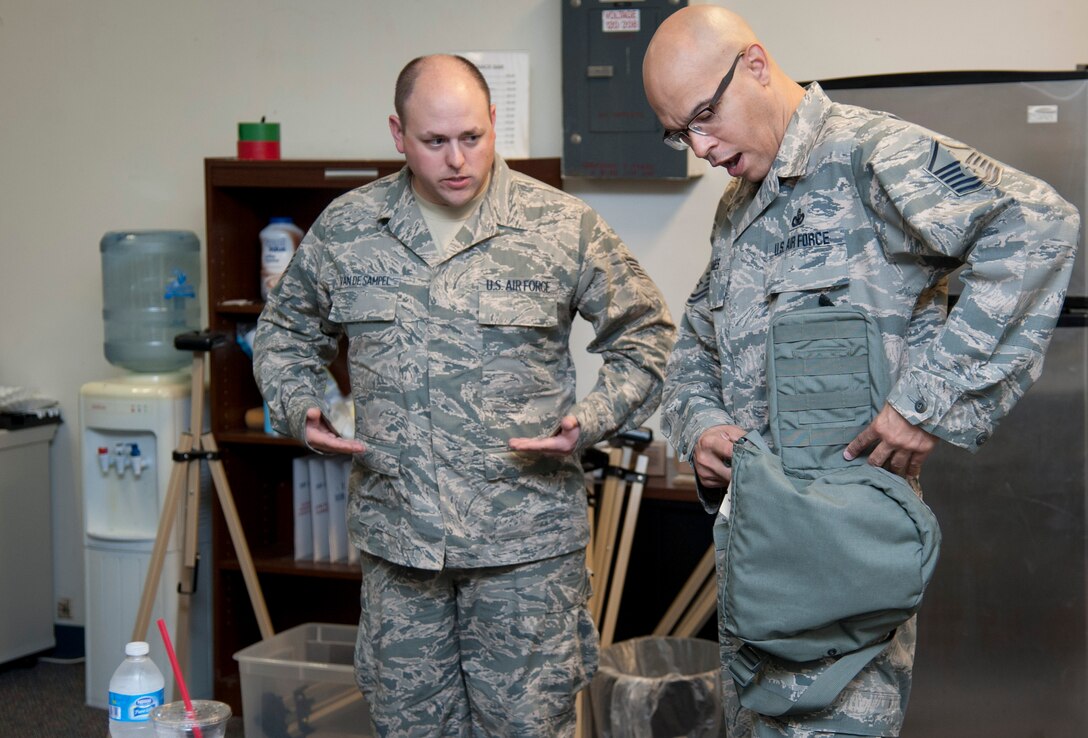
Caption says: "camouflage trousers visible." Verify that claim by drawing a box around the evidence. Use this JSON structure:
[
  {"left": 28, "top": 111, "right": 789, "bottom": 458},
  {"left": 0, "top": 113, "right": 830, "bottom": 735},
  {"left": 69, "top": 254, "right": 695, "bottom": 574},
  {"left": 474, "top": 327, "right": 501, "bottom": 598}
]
[
  {"left": 718, "top": 616, "right": 916, "bottom": 738},
  {"left": 354, "top": 548, "right": 599, "bottom": 737}
]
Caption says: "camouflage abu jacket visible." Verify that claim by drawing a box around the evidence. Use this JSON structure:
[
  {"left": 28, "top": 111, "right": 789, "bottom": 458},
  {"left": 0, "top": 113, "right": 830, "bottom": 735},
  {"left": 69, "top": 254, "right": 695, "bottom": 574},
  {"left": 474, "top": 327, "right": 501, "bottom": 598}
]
[
  {"left": 663, "top": 84, "right": 1078, "bottom": 509},
  {"left": 255, "top": 156, "right": 674, "bottom": 570}
]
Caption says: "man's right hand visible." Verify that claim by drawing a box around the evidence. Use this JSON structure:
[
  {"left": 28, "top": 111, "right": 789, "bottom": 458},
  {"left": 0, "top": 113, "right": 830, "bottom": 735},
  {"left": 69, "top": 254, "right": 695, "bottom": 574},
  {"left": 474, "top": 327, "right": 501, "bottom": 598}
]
[
  {"left": 304, "top": 407, "right": 366, "bottom": 455},
  {"left": 692, "top": 424, "right": 747, "bottom": 488}
]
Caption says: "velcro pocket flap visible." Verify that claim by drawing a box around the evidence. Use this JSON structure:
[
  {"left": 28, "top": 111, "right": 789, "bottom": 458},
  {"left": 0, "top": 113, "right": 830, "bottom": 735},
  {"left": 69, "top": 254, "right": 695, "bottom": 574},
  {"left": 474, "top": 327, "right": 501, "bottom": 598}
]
[
  {"left": 764, "top": 243, "right": 848, "bottom": 297},
  {"left": 329, "top": 290, "right": 397, "bottom": 323},
  {"left": 478, "top": 291, "right": 558, "bottom": 327}
]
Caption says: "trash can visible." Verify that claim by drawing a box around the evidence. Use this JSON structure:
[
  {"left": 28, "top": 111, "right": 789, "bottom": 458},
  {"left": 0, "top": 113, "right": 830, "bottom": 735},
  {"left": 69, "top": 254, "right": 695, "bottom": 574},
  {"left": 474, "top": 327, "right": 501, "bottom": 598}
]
[{"left": 589, "top": 636, "right": 724, "bottom": 737}]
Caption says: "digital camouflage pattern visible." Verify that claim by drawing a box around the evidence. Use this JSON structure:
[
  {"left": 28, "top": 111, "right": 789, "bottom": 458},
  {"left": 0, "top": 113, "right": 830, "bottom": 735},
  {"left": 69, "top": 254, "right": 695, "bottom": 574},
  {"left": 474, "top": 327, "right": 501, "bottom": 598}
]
[
  {"left": 663, "top": 84, "right": 1079, "bottom": 735},
  {"left": 664, "top": 83, "right": 1079, "bottom": 472},
  {"left": 254, "top": 155, "right": 674, "bottom": 572},
  {"left": 354, "top": 549, "right": 597, "bottom": 736},
  {"left": 716, "top": 621, "right": 916, "bottom": 737}
]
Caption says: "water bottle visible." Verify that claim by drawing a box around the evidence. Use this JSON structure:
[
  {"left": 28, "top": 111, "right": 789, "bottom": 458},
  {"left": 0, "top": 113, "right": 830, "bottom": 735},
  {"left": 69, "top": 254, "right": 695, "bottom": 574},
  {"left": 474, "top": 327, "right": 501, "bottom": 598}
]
[
  {"left": 108, "top": 641, "right": 165, "bottom": 737},
  {"left": 100, "top": 230, "right": 201, "bottom": 373},
  {"left": 260, "top": 217, "right": 304, "bottom": 300}
]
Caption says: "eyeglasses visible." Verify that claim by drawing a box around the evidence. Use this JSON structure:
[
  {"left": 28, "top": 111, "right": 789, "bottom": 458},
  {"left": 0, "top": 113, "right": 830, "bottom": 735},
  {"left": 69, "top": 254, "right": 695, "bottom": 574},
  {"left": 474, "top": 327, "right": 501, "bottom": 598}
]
[{"left": 662, "top": 49, "right": 747, "bottom": 151}]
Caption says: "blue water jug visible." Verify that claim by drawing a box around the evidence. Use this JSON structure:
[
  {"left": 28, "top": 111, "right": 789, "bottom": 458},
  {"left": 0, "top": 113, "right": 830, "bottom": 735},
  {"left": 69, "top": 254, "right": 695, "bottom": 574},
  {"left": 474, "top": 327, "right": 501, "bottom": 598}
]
[{"left": 100, "top": 231, "right": 201, "bottom": 373}]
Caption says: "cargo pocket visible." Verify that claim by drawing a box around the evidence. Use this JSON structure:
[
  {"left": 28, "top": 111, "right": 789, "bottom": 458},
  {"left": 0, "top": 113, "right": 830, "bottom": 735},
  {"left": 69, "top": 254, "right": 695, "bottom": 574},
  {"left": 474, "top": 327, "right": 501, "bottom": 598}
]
[
  {"left": 478, "top": 289, "right": 560, "bottom": 365},
  {"left": 330, "top": 289, "right": 404, "bottom": 414},
  {"left": 478, "top": 290, "right": 563, "bottom": 427},
  {"left": 473, "top": 552, "right": 597, "bottom": 726},
  {"left": 329, "top": 289, "right": 398, "bottom": 378}
]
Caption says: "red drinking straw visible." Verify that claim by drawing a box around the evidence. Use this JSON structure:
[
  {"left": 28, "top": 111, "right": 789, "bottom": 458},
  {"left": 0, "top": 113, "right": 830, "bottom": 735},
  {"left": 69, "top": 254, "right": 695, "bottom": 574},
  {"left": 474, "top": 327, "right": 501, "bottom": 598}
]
[{"left": 156, "top": 618, "right": 204, "bottom": 738}]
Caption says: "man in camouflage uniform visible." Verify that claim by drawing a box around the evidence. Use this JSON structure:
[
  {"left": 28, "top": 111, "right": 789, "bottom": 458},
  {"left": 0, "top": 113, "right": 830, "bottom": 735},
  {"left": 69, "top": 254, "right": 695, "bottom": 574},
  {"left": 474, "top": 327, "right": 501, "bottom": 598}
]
[
  {"left": 643, "top": 6, "right": 1078, "bottom": 737},
  {"left": 253, "top": 54, "right": 674, "bottom": 736}
]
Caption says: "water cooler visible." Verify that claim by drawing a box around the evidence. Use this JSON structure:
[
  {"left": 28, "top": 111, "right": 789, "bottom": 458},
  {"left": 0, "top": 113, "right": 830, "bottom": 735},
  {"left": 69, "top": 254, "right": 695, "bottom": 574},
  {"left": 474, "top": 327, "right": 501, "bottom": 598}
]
[{"left": 82, "top": 230, "right": 212, "bottom": 708}]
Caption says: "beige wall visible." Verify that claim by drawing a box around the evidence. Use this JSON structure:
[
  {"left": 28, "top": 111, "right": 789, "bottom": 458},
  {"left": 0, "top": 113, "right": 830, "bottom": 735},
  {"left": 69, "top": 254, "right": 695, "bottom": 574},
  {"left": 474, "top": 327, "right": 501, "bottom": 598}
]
[{"left": 1, "top": 0, "right": 1084, "bottom": 631}]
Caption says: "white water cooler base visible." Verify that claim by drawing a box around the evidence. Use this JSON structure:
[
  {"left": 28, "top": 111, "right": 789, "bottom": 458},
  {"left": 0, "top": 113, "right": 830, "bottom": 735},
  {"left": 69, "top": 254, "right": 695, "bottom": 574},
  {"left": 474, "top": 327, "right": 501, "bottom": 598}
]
[
  {"left": 85, "top": 542, "right": 178, "bottom": 709},
  {"left": 85, "top": 539, "right": 212, "bottom": 709}
]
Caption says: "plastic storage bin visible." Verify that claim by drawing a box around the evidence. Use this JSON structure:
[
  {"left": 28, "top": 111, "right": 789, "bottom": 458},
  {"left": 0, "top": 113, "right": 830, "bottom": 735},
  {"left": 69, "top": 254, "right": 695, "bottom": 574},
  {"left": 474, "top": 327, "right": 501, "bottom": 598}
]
[
  {"left": 234, "top": 623, "right": 373, "bottom": 738},
  {"left": 589, "top": 636, "right": 724, "bottom": 738}
]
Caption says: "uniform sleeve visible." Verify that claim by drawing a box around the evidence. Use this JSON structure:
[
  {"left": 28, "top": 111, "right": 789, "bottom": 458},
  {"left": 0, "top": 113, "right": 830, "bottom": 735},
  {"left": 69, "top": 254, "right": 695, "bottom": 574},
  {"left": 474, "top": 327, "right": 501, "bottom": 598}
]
[
  {"left": 660, "top": 259, "right": 736, "bottom": 463},
  {"left": 660, "top": 261, "right": 737, "bottom": 513},
  {"left": 857, "top": 124, "right": 1080, "bottom": 450},
  {"left": 252, "top": 217, "right": 341, "bottom": 444},
  {"left": 567, "top": 209, "right": 676, "bottom": 450}
]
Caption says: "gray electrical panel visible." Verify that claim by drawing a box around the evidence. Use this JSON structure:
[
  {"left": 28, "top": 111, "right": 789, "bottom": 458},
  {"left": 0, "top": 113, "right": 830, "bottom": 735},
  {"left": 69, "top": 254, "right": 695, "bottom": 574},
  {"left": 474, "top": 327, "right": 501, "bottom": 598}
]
[{"left": 562, "top": 0, "right": 691, "bottom": 179}]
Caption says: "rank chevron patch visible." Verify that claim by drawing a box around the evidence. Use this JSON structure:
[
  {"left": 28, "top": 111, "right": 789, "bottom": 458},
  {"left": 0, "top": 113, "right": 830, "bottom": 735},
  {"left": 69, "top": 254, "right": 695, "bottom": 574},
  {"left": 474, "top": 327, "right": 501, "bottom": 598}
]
[{"left": 925, "top": 139, "right": 1003, "bottom": 196}]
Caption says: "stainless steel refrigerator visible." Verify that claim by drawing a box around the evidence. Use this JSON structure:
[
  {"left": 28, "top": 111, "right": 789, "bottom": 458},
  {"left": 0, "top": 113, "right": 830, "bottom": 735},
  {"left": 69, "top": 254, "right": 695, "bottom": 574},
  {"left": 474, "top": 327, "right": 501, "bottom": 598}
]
[{"left": 821, "top": 70, "right": 1087, "bottom": 737}]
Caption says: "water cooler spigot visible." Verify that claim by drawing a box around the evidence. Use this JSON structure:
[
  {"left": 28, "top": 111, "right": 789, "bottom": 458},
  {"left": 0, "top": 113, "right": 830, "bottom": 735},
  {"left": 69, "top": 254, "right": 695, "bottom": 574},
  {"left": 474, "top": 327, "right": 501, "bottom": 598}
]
[
  {"left": 130, "top": 445, "right": 150, "bottom": 479},
  {"left": 97, "top": 447, "right": 111, "bottom": 474},
  {"left": 112, "top": 442, "right": 130, "bottom": 476}
]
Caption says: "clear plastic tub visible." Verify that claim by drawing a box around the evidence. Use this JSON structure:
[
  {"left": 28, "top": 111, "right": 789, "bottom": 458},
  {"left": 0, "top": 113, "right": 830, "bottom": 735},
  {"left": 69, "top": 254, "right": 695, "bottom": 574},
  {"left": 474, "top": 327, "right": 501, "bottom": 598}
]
[{"left": 234, "top": 623, "right": 373, "bottom": 738}]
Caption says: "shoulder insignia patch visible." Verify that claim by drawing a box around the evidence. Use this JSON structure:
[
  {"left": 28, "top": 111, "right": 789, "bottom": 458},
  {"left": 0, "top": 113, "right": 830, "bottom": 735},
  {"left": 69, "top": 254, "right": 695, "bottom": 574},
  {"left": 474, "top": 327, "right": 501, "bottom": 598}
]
[
  {"left": 687, "top": 271, "right": 711, "bottom": 305},
  {"left": 925, "top": 139, "right": 1002, "bottom": 196},
  {"left": 686, "top": 256, "right": 721, "bottom": 306}
]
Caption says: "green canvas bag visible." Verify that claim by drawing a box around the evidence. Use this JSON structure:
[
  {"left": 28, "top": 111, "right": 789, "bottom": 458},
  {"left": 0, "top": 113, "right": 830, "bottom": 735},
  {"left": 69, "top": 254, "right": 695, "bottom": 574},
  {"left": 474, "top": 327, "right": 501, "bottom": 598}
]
[{"left": 714, "top": 305, "right": 941, "bottom": 717}]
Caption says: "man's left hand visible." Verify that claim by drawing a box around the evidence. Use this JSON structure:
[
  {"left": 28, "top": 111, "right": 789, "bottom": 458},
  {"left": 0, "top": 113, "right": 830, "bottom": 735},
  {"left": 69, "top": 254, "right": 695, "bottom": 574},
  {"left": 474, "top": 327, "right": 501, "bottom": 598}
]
[
  {"left": 508, "top": 415, "right": 581, "bottom": 456},
  {"left": 845, "top": 403, "right": 938, "bottom": 479}
]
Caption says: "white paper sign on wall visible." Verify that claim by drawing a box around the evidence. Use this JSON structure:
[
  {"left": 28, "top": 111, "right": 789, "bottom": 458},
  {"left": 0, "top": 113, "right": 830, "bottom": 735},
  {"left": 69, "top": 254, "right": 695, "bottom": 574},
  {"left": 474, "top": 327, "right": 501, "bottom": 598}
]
[{"left": 602, "top": 9, "right": 640, "bottom": 33}]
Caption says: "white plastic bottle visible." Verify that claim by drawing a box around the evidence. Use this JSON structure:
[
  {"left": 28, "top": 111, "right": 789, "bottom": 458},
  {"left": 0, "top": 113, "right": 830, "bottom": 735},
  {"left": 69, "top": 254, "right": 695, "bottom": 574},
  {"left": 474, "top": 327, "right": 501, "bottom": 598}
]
[
  {"left": 108, "top": 641, "right": 165, "bottom": 737},
  {"left": 260, "top": 216, "right": 304, "bottom": 300}
]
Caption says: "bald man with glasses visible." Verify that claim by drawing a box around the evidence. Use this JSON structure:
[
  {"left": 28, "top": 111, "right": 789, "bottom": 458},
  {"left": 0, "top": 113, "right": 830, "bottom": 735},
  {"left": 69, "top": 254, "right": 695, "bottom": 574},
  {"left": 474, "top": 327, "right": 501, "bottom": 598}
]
[
  {"left": 660, "top": 47, "right": 748, "bottom": 152},
  {"left": 644, "top": 5, "right": 1077, "bottom": 738}
]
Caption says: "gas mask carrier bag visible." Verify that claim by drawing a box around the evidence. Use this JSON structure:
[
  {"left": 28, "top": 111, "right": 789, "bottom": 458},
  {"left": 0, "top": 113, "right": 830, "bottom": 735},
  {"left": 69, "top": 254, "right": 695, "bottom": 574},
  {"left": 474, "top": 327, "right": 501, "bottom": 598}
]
[{"left": 715, "top": 305, "right": 941, "bottom": 716}]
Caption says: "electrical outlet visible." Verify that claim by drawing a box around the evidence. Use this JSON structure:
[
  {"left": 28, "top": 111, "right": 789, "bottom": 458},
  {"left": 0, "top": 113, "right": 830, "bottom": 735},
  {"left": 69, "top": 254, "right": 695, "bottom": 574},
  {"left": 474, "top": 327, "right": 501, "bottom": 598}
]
[{"left": 57, "top": 598, "right": 72, "bottom": 620}]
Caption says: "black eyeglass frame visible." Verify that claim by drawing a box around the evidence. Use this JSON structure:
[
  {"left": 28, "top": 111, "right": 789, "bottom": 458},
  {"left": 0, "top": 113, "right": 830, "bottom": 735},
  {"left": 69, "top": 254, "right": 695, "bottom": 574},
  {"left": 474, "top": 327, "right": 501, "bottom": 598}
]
[{"left": 661, "top": 49, "right": 748, "bottom": 150}]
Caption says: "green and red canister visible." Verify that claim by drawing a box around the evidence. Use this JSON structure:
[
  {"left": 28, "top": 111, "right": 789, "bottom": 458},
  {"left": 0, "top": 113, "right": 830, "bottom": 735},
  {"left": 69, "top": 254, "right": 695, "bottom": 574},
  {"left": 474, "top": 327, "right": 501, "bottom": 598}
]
[{"left": 237, "top": 119, "right": 280, "bottom": 160}]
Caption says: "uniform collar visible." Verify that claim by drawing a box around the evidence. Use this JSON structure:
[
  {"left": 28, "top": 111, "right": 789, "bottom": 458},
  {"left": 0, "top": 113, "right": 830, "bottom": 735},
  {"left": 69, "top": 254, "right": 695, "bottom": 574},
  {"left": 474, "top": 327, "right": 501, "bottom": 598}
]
[
  {"left": 723, "top": 83, "right": 831, "bottom": 235},
  {"left": 769, "top": 82, "right": 832, "bottom": 180},
  {"left": 378, "top": 156, "right": 524, "bottom": 266},
  {"left": 480, "top": 156, "right": 529, "bottom": 232}
]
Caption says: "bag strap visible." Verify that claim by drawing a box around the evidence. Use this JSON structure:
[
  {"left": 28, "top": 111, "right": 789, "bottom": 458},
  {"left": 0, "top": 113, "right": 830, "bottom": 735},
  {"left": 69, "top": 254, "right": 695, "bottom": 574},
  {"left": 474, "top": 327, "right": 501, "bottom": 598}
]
[{"left": 730, "top": 637, "right": 893, "bottom": 717}]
